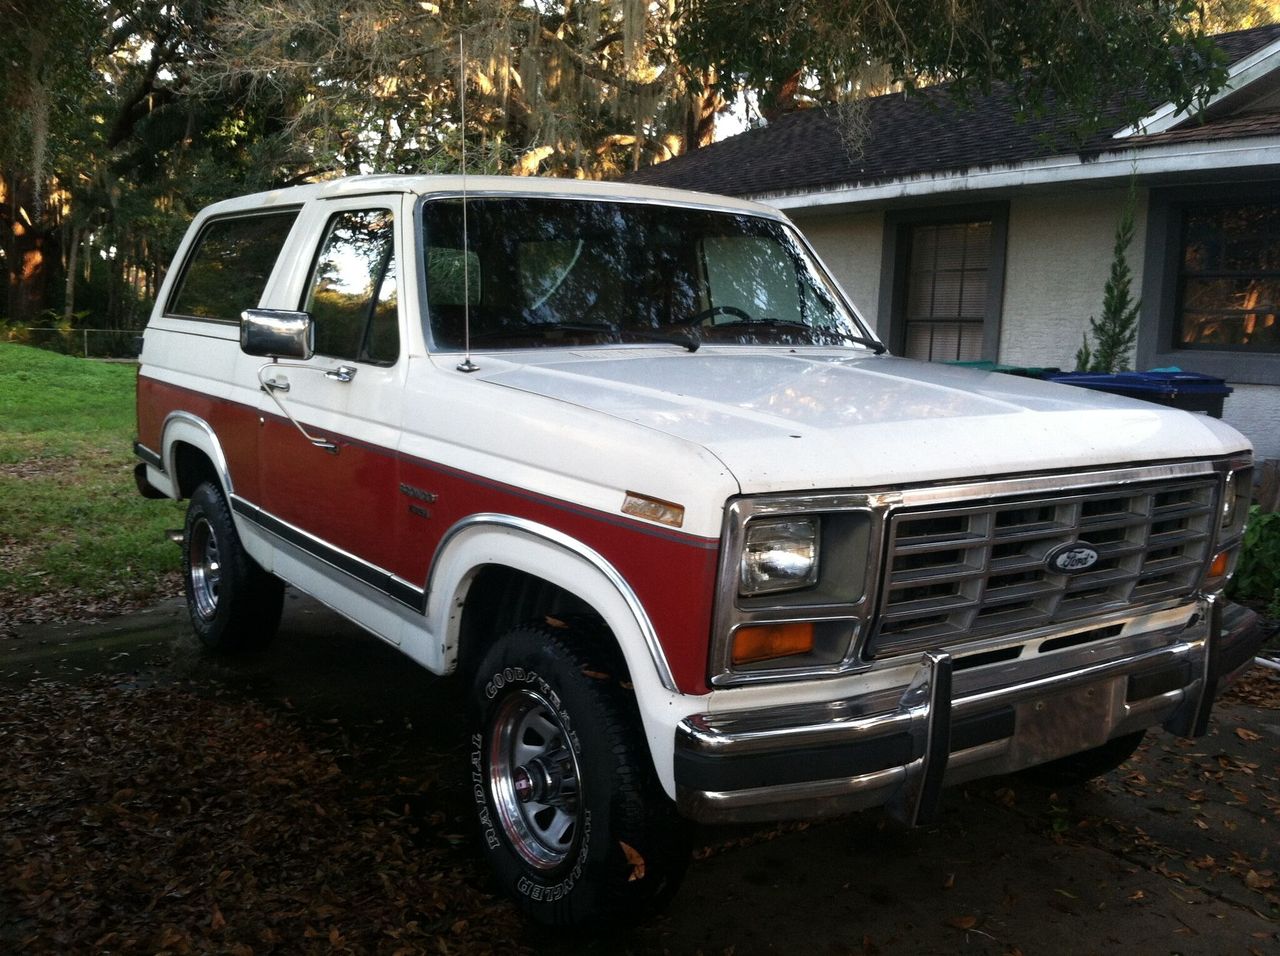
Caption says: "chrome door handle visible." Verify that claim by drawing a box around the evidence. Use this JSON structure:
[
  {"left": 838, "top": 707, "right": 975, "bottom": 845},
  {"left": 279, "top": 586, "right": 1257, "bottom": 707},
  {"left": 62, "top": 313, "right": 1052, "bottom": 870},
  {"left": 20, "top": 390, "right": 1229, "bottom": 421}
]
[
  {"left": 263, "top": 375, "right": 290, "bottom": 392},
  {"left": 325, "top": 365, "right": 357, "bottom": 383}
]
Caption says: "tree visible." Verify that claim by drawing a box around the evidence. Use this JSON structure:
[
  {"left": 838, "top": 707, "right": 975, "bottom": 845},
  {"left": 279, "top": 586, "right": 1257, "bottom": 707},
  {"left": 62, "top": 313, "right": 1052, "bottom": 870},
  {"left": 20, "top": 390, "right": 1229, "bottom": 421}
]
[
  {"left": 0, "top": 0, "right": 1265, "bottom": 330},
  {"left": 1202, "top": 0, "right": 1280, "bottom": 32},
  {"left": 202, "top": 0, "right": 725, "bottom": 179},
  {"left": 0, "top": 0, "right": 98, "bottom": 325},
  {"left": 1, "top": 0, "right": 311, "bottom": 331},
  {"left": 676, "top": 0, "right": 1232, "bottom": 138},
  {"left": 1075, "top": 181, "right": 1141, "bottom": 373}
]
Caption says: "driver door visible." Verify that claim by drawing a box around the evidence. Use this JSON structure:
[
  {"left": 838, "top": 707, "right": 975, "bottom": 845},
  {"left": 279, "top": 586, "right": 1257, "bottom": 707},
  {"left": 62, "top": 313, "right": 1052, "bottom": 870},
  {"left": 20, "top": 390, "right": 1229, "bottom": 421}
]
[{"left": 254, "top": 196, "right": 408, "bottom": 609}]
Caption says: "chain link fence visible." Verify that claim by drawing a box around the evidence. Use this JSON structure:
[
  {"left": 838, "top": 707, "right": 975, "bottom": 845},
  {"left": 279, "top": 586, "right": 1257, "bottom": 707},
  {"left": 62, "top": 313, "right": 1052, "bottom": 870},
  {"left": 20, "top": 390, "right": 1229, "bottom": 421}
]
[{"left": 4, "top": 327, "right": 144, "bottom": 360}]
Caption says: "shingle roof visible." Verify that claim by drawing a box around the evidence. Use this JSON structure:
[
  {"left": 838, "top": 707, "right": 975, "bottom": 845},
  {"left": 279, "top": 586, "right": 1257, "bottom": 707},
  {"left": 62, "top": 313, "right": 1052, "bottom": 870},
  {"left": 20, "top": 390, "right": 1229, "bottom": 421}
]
[{"left": 625, "top": 25, "right": 1280, "bottom": 198}]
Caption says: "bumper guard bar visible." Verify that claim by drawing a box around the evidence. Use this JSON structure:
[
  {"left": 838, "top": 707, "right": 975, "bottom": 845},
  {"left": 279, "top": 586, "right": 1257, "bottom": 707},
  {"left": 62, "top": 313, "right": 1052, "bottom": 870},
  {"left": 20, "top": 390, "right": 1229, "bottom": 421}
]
[{"left": 675, "top": 598, "right": 1269, "bottom": 825}]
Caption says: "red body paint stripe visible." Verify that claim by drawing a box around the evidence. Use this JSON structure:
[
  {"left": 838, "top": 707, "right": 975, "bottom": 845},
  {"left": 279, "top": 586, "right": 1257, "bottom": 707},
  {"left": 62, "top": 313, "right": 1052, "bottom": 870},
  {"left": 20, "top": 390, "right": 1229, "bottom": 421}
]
[{"left": 137, "top": 375, "right": 719, "bottom": 693}]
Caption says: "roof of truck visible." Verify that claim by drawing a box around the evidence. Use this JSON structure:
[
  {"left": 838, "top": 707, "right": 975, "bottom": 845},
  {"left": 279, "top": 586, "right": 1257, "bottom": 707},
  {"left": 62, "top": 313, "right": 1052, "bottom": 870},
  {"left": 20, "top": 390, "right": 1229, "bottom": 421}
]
[{"left": 198, "top": 174, "right": 784, "bottom": 220}]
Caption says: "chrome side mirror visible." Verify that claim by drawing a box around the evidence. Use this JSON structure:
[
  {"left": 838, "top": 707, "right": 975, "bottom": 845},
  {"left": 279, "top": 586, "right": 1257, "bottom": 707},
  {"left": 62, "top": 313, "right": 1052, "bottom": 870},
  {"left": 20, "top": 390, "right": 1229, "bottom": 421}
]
[{"left": 240, "top": 309, "right": 314, "bottom": 360}]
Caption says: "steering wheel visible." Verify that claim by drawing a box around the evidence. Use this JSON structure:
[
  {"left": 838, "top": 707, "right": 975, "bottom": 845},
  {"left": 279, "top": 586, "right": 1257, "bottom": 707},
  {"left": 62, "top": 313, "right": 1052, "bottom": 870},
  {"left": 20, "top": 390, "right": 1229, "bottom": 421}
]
[{"left": 679, "top": 304, "right": 752, "bottom": 327}]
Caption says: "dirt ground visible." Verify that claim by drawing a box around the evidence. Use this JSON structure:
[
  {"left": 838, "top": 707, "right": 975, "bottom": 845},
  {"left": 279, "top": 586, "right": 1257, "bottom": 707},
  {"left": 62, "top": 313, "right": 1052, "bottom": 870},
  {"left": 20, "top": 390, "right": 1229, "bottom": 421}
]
[{"left": 3, "top": 592, "right": 1278, "bottom": 955}]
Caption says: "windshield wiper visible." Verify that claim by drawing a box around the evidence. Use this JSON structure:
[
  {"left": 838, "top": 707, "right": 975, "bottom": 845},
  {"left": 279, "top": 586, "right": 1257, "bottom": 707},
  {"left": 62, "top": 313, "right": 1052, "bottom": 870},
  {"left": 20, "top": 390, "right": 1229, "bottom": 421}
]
[
  {"left": 553, "top": 321, "right": 699, "bottom": 352},
  {"left": 537, "top": 320, "right": 699, "bottom": 352},
  {"left": 838, "top": 333, "right": 887, "bottom": 354},
  {"left": 472, "top": 321, "right": 699, "bottom": 352},
  {"left": 706, "top": 319, "right": 887, "bottom": 354},
  {"left": 469, "top": 321, "right": 616, "bottom": 343},
  {"left": 620, "top": 328, "right": 700, "bottom": 352}
]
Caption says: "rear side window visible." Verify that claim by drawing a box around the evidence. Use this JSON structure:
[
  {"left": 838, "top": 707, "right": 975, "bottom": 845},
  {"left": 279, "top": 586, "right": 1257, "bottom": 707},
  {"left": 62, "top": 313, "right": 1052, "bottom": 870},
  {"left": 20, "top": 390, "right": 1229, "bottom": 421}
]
[
  {"left": 303, "top": 209, "right": 399, "bottom": 365},
  {"left": 167, "top": 210, "right": 299, "bottom": 320}
]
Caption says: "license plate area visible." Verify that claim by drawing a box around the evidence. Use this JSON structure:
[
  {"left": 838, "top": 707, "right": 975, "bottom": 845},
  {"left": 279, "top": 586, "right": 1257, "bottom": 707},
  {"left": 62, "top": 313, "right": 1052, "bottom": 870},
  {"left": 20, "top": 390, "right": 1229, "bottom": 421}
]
[{"left": 1008, "top": 678, "right": 1123, "bottom": 770}]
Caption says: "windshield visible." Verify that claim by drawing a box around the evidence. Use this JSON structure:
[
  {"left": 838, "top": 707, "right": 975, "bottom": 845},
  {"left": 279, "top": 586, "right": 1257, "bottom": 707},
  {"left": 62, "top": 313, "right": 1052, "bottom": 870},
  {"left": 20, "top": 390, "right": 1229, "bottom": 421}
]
[{"left": 422, "top": 197, "right": 877, "bottom": 351}]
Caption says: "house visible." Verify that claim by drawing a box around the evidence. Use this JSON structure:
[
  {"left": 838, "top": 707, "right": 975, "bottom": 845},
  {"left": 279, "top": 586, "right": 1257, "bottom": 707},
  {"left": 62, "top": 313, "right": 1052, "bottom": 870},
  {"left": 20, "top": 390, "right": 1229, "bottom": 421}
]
[{"left": 627, "top": 25, "right": 1280, "bottom": 466}]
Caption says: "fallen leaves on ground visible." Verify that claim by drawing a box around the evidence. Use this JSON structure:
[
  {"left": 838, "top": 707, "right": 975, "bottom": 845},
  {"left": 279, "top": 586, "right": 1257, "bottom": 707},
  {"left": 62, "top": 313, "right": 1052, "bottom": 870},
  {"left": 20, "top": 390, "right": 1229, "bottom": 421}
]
[
  {"left": 1222, "top": 666, "right": 1280, "bottom": 710},
  {"left": 975, "top": 686, "right": 1280, "bottom": 921},
  {"left": 0, "top": 572, "right": 182, "bottom": 638},
  {"left": 619, "top": 842, "right": 646, "bottom": 882},
  {"left": 0, "top": 678, "right": 528, "bottom": 954}
]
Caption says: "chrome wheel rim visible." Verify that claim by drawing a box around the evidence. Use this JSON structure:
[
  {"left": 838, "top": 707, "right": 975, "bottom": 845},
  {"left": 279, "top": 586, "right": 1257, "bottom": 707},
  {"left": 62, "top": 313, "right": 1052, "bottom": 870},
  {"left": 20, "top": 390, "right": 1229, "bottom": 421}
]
[
  {"left": 487, "top": 688, "right": 582, "bottom": 870},
  {"left": 188, "top": 516, "right": 222, "bottom": 622}
]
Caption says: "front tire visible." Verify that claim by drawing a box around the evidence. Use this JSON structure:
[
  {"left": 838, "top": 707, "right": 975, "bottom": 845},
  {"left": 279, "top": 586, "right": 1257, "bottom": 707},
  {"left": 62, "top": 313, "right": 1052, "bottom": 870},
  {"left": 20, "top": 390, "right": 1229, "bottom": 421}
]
[
  {"left": 468, "top": 620, "right": 689, "bottom": 926},
  {"left": 182, "top": 481, "right": 284, "bottom": 652}
]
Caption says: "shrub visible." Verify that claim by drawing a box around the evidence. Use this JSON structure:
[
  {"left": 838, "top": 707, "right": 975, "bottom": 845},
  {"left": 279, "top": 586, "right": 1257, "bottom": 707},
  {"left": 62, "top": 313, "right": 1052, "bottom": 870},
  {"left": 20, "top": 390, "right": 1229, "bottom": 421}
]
[
  {"left": 1075, "top": 179, "right": 1140, "bottom": 373},
  {"left": 1229, "top": 505, "right": 1280, "bottom": 618}
]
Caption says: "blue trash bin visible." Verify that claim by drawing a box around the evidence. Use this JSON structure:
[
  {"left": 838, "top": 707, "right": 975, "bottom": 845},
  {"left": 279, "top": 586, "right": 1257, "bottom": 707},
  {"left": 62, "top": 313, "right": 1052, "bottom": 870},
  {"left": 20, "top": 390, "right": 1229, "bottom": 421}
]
[{"left": 1045, "top": 371, "right": 1232, "bottom": 418}]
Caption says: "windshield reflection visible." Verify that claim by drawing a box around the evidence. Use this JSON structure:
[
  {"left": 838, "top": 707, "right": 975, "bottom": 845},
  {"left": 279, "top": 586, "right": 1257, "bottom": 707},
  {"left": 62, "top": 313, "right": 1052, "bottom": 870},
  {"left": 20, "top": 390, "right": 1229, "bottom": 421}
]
[{"left": 422, "top": 197, "right": 876, "bottom": 352}]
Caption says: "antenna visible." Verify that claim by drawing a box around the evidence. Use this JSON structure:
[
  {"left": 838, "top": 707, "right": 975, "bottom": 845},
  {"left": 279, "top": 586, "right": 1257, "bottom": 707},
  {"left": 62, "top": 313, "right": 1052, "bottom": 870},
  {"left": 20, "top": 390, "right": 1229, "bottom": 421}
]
[{"left": 456, "top": 31, "right": 479, "bottom": 374}]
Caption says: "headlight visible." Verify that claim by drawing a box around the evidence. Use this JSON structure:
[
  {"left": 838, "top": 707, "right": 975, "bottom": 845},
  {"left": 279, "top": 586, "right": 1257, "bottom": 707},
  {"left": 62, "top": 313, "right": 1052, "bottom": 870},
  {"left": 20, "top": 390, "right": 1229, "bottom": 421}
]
[
  {"left": 714, "top": 498, "right": 872, "bottom": 686},
  {"left": 1204, "top": 460, "right": 1253, "bottom": 592},
  {"left": 740, "top": 517, "right": 819, "bottom": 595},
  {"left": 1221, "top": 464, "right": 1252, "bottom": 535}
]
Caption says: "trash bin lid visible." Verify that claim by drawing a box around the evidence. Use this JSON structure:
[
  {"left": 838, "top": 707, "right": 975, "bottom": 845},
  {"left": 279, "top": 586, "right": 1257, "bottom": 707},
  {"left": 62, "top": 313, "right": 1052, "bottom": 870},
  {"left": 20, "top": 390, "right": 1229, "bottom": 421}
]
[{"left": 1045, "top": 371, "right": 1232, "bottom": 397}]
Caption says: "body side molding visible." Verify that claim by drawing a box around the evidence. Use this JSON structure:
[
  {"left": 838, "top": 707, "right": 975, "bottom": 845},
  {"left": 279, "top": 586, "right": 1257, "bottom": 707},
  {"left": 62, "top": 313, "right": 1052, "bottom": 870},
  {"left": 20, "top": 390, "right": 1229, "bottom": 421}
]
[{"left": 230, "top": 495, "right": 427, "bottom": 613}]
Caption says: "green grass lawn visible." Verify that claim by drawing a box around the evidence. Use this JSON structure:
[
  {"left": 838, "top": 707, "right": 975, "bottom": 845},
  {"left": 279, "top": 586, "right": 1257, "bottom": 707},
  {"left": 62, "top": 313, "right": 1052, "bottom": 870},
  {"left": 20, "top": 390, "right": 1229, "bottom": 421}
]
[{"left": 0, "top": 343, "right": 184, "bottom": 626}]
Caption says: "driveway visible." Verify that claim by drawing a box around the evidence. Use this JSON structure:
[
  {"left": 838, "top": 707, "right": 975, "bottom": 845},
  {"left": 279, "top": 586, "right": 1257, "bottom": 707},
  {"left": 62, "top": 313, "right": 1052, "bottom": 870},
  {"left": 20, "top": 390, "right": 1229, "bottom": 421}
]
[{"left": 3, "top": 593, "right": 1278, "bottom": 954}]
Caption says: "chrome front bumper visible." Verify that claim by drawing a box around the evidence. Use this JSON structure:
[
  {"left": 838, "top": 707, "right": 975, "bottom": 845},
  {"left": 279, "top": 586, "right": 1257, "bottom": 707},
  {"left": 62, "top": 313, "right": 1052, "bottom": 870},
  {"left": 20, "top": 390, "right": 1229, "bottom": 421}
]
[{"left": 675, "top": 597, "right": 1266, "bottom": 825}]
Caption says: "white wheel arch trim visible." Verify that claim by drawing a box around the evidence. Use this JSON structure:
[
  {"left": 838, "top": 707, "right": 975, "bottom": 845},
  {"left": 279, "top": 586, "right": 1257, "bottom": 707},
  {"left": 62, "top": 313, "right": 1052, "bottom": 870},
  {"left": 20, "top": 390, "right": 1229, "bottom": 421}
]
[
  {"left": 423, "top": 514, "right": 704, "bottom": 797},
  {"left": 160, "top": 411, "right": 236, "bottom": 497},
  {"left": 426, "top": 513, "right": 678, "bottom": 692}
]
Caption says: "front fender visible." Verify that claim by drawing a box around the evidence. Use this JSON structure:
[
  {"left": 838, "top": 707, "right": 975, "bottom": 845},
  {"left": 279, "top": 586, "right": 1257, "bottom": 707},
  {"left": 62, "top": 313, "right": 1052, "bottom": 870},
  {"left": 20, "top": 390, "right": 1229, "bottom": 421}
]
[{"left": 421, "top": 514, "right": 708, "bottom": 797}]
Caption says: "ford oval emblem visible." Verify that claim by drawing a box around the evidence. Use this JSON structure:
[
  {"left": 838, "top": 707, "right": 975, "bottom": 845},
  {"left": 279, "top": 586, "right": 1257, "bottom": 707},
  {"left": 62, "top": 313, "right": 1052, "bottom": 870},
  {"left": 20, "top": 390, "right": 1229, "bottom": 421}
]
[{"left": 1047, "top": 543, "right": 1100, "bottom": 575}]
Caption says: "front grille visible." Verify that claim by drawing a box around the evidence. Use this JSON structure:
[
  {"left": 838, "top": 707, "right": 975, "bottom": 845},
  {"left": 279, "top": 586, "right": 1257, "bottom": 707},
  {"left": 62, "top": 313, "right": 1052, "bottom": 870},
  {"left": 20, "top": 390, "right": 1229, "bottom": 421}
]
[{"left": 868, "top": 477, "right": 1217, "bottom": 658}]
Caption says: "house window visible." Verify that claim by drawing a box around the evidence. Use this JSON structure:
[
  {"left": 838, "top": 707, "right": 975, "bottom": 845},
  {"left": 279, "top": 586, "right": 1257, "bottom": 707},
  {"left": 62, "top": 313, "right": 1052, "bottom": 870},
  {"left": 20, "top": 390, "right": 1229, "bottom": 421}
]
[
  {"left": 1178, "top": 202, "right": 1280, "bottom": 353},
  {"left": 882, "top": 207, "right": 1005, "bottom": 364},
  {"left": 902, "top": 221, "right": 993, "bottom": 361}
]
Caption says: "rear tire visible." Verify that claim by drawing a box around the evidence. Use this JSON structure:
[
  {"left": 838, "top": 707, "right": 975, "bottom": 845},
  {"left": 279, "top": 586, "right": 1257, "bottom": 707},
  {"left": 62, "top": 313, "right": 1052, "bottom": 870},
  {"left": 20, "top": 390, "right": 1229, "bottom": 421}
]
[
  {"left": 468, "top": 620, "right": 689, "bottom": 926},
  {"left": 182, "top": 481, "right": 284, "bottom": 652},
  {"left": 1027, "top": 730, "right": 1147, "bottom": 786}
]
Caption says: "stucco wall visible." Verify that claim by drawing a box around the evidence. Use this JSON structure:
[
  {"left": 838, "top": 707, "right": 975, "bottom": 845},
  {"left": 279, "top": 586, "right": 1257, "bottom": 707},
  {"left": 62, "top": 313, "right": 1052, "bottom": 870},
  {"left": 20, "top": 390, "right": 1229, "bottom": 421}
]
[
  {"left": 998, "top": 190, "right": 1274, "bottom": 461},
  {"left": 998, "top": 188, "right": 1147, "bottom": 369},
  {"left": 788, "top": 193, "right": 1276, "bottom": 462},
  {"left": 790, "top": 209, "right": 885, "bottom": 332},
  {"left": 1222, "top": 385, "right": 1280, "bottom": 461}
]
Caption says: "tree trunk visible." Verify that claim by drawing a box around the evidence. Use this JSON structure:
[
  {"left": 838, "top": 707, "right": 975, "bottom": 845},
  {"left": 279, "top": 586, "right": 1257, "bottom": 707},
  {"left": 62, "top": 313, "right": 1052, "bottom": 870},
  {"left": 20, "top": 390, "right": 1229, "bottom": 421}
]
[
  {"left": 762, "top": 69, "right": 804, "bottom": 121},
  {"left": 683, "top": 69, "right": 724, "bottom": 152},
  {"left": 63, "top": 224, "right": 82, "bottom": 320},
  {"left": 2, "top": 171, "right": 54, "bottom": 324}
]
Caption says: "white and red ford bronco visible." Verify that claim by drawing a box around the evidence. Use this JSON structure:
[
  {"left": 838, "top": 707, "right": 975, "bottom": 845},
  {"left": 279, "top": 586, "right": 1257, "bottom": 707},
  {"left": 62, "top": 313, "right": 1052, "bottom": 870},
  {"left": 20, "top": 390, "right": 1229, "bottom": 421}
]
[{"left": 135, "top": 174, "right": 1264, "bottom": 925}]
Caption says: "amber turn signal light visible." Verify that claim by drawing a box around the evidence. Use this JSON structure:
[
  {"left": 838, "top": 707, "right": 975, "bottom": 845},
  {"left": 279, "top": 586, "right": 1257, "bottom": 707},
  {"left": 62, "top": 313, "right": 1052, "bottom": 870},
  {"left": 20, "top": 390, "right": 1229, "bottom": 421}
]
[
  {"left": 731, "top": 622, "right": 815, "bottom": 665},
  {"left": 1208, "top": 550, "right": 1230, "bottom": 580}
]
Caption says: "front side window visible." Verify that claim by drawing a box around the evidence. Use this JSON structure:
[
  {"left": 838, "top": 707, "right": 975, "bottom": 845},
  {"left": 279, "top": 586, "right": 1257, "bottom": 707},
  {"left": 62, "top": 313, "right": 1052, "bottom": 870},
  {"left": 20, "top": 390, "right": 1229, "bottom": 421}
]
[
  {"left": 1178, "top": 202, "right": 1280, "bottom": 353},
  {"left": 167, "top": 210, "right": 299, "bottom": 320},
  {"left": 304, "top": 209, "right": 399, "bottom": 365},
  {"left": 423, "top": 197, "right": 872, "bottom": 351}
]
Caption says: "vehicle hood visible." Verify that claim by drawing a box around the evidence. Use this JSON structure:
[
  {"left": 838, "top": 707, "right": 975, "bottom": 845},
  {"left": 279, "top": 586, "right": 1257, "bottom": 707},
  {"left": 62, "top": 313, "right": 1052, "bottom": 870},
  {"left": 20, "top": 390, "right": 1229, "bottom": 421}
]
[{"left": 476, "top": 349, "right": 1250, "bottom": 494}]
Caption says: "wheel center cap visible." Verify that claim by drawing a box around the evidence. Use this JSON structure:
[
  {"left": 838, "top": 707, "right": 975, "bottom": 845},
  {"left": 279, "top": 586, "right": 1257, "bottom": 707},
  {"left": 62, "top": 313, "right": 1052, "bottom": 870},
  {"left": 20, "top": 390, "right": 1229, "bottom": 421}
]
[
  {"left": 514, "top": 751, "right": 577, "bottom": 804},
  {"left": 513, "top": 766, "right": 534, "bottom": 802}
]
